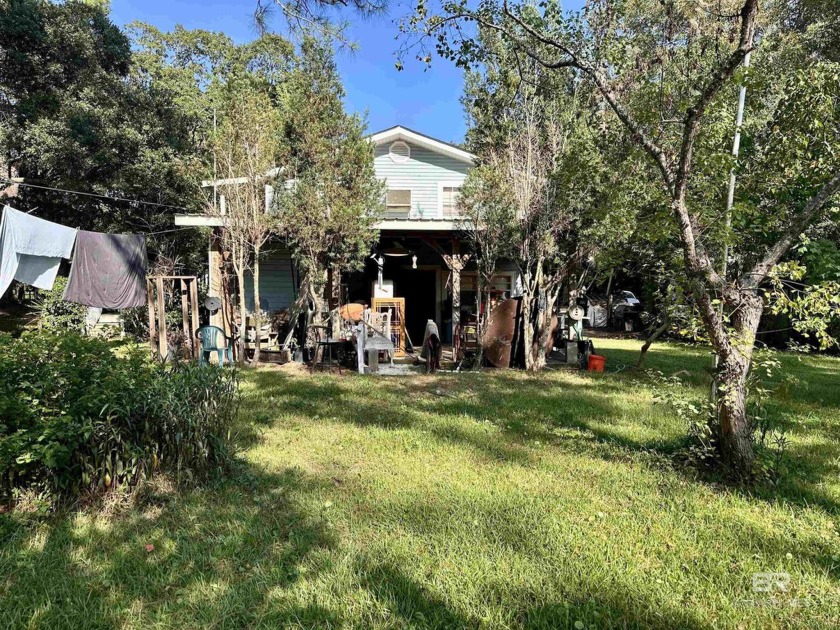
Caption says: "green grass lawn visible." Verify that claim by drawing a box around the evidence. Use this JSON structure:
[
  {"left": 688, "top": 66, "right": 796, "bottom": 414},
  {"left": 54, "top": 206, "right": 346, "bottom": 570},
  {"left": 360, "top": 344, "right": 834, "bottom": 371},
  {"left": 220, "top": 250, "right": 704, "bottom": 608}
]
[{"left": 2, "top": 339, "right": 839, "bottom": 628}]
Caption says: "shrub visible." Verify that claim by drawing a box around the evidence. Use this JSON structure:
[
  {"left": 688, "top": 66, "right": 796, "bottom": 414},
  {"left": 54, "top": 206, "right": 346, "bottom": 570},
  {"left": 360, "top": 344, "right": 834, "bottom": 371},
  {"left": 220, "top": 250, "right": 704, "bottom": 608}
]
[
  {"left": 36, "top": 276, "right": 88, "bottom": 332},
  {"left": 649, "top": 353, "right": 792, "bottom": 482},
  {"left": 0, "top": 331, "right": 238, "bottom": 505}
]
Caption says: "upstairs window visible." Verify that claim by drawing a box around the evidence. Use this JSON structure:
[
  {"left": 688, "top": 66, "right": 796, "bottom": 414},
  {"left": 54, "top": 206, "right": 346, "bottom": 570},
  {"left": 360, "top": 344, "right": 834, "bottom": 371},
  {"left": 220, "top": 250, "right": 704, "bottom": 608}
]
[
  {"left": 389, "top": 141, "right": 411, "bottom": 163},
  {"left": 441, "top": 185, "right": 461, "bottom": 217},
  {"left": 386, "top": 189, "right": 412, "bottom": 218}
]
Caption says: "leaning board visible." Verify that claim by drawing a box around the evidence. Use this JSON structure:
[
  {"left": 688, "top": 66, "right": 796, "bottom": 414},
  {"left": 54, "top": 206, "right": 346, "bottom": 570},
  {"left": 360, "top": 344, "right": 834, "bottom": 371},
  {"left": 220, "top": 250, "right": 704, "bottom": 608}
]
[{"left": 372, "top": 297, "right": 406, "bottom": 357}]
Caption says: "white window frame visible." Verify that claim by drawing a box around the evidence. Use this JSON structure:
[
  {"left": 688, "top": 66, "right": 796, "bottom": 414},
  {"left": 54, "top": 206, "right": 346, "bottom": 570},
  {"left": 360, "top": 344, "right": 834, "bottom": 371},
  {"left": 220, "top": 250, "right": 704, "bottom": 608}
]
[
  {"left": 389, "top": 140, "right": 411, "bottom": 164},
  {"left": 460, "top": 272, "right": 516, "bottom": 294},
  {"left": 437, "top": 181, "right": 463, "bottom": 218}
]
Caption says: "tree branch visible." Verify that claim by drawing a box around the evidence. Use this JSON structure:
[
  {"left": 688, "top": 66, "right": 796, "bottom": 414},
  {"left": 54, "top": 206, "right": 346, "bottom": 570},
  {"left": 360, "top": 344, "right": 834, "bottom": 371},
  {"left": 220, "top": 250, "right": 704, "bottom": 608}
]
[
  {"left": 498, "top": 0, "right": 674, "bottom": 187},
  {"left": 674, "top": 0, "right": 758, "bottom": 200},
  {"left": 744, "top": 169, "right": 840, "bottom": 288},
  {"left": 668, "top": 0, "right": 758, "bottom": 289}
]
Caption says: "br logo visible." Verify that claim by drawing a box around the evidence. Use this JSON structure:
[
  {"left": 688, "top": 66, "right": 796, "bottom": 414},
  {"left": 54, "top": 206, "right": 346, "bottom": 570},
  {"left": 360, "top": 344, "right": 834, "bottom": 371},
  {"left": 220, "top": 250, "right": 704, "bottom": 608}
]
[{"left": 752, "top": 572, "right": 791, "bottom": 593}]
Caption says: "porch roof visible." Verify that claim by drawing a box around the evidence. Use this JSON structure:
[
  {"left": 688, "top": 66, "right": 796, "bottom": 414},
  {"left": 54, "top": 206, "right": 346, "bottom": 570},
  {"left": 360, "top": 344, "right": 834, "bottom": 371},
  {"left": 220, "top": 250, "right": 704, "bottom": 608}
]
[{"left": 173, "top": 215, "right": 471, "bottom": 232}]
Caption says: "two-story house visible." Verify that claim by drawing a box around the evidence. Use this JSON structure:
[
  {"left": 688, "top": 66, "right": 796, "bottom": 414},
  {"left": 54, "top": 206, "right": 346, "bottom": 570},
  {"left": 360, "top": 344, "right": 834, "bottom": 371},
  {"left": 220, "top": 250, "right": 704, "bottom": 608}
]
[{"left": 174, "top": 125, "right": 519, "bottom": 350}]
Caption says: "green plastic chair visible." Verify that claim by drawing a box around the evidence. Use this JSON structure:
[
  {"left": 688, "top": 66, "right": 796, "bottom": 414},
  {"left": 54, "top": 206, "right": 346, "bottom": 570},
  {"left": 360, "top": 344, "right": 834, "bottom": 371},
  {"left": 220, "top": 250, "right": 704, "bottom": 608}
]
[{"left": 196, "top": 326, "right": 234, "bottom": 366}]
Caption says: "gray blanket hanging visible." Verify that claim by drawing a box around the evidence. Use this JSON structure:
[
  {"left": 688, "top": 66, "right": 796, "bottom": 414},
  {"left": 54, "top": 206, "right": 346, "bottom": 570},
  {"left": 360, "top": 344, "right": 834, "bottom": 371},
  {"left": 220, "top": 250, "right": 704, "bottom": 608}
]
[{"left": 63, "top": 230, "right": 147, "bottom": 309}]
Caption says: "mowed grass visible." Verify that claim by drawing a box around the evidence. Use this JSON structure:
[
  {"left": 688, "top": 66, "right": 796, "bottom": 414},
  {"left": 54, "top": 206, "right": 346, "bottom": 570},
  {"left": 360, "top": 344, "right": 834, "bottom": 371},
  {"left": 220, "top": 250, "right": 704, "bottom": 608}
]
[{"left": 2, "top": 339, "right": 839, "bottom": 629}]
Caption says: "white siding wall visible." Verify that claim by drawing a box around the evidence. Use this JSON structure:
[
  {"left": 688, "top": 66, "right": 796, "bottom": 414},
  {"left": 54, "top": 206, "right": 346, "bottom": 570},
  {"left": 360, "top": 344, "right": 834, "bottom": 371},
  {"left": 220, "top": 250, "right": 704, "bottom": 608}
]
[
  {"left": 374, "top": 142, "right": 469, "bottom": 219},
  {"left": 244, "top": 246, "right": 295, "bottom": 312}
]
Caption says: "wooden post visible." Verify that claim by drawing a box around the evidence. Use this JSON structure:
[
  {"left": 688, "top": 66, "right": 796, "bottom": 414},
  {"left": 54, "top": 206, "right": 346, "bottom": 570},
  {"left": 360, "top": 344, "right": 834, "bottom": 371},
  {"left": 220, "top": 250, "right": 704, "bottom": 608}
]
[
  {"left": 180, "top": 279, "right": 190, "bottom": 352},
  {"left": 329, "top": 265, "right": 341, "bottom": 338},
  {"left": 421, "top": 237, "right": 471, "bottom": 349},
  {"left": 189, "top": 278, "right": 199, "bottom": 358},
  {"left": 146, "top": 278, "right": 156, "bottom": 356},
  {"left": 155, "top": 276, "right": 168, "bottom": 359},
  {"left": 451, "top": 241, "right": 461, "bottom": 341},
  {"left": 439, "top": 240, "right": 470, "bottom": 352}
]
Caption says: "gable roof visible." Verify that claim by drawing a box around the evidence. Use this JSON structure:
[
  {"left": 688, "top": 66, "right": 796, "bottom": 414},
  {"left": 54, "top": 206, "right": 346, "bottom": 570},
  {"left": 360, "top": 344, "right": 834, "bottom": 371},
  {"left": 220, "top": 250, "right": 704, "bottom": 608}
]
[{"left": 368, "top": 125, "right": 475, "bottom": 165}]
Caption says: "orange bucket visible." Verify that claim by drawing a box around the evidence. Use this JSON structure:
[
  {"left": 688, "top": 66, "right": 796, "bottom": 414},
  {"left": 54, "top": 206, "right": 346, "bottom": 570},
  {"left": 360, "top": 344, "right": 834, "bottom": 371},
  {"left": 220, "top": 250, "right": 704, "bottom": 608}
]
[{"left": 587, "top": 354, "right": 606, "bottom": 372}]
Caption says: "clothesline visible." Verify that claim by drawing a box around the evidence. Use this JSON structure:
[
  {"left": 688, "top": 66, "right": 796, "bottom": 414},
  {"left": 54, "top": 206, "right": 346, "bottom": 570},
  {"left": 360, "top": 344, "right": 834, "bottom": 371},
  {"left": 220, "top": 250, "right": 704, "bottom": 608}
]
[
  {"left": 0, "top": 178, "right": 190, "bottom": 211},
  {"left": 0, "top": 199, "right": 194, "bottom": 237},
  {"left": 145, "top": 226, "right": 194, "bottom": 236},
  {"left": 1, "top": 204, "right": 149, "bottom": 309}
]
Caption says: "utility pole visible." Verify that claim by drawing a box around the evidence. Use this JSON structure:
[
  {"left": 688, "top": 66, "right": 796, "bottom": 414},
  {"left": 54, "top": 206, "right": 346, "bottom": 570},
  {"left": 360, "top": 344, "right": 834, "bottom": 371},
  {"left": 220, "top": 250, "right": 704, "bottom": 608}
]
[
  {"left": 722, "top": 51, "right": 751, "bottom": 280},
  {"left": 213, "top": 107, "right": 218, "bottom": 212}
]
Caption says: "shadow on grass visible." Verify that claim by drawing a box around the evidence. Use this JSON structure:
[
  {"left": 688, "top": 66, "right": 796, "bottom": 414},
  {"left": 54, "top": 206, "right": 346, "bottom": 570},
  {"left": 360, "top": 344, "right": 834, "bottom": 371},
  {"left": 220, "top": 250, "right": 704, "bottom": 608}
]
[
  {"left": 352, "top": 555, "right": 712, "bottom": 629},
  {"left": 246, "top": 368, "right": 690, "bottom": 468},
  {"left": 0, "top": 462, "right": 714, "bottom": 630},
  {"left": 5, "top": 347, "right": 837, "bottom": 627},
  {"left": 603, "top": 343, "right": 840, "bottom": 517},
  {"left": 0, "top": 465, "right": 340, "bottom": 628},
  {"left": 246, "top": 347, "right": 840, "bottom": 519}
]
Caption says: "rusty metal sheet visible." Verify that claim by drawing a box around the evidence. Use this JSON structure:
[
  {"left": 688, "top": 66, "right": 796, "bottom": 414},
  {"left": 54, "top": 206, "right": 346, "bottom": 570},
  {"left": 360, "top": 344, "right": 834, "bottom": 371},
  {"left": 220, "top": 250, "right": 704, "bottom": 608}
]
[{"left": 482, "top": 298, "right": 520, "bottom": 368}]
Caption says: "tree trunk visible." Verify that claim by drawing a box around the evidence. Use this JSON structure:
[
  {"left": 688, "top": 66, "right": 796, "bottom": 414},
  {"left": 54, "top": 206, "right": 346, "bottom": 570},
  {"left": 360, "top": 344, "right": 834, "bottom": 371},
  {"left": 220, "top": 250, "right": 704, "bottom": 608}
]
[
  {"left": 310, "top": 267, "right": 326, "bottom": 328},
  {"left": 329, "top": 265, "right": 341, "bottom": 339},
  {"left": 637, "top": 317, "right": 670, "bottom": 367},
  {"left": 717, "top": 352, "right": 755, "bottom": 476},
  {"left": 522, "top": 292, "right": 539, "bottom": 371},
  {"left": 280, "top": 273, "right": 311, "bottom": 350},
  {"left": 698, "top": 285, "right": 764, "bottom": 479},
  {"left": 708, "top": 291, "right": 764, "bottom": 477},
  {"left": 523, "top": 265, "right": 548, "bottom": 372},
  {"left": 474, "top": 284, "right": 484, "bottom": 369},
  {"left": 452, "top": 265, "right": 461, "bottom": 349},
  {"left": 235, "top": 265, "right": 247, "bottom": 365},
  {"left": 534, "top": 288, "right": 559, "bottom": 370},
  {"left": 252, "top": 246, "right": 262, "bottom": 365}
]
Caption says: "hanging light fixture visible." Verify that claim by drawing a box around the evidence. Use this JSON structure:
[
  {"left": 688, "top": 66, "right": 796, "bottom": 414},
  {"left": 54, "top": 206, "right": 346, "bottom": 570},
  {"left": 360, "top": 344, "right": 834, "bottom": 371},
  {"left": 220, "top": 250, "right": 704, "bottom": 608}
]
[
  {"left": 412, "top": 254, "right": 417, "bottom": 269},
  {"left": 382, "top": 241, "right": 412, "bottom": 257}
]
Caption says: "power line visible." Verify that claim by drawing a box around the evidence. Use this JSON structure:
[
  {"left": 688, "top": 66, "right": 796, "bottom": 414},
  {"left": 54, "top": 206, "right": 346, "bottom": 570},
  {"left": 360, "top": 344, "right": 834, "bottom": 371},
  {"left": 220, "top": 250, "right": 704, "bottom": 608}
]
[{"left": 1, "top": 178, "right": 191, "bottom": 211}]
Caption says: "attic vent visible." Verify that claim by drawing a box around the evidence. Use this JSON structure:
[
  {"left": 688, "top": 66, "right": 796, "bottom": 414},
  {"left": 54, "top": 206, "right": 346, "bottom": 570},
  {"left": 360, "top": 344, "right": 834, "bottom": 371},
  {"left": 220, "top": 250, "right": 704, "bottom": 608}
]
[{"left": 389, "top": 140, "right": 411, "bottom": 163}]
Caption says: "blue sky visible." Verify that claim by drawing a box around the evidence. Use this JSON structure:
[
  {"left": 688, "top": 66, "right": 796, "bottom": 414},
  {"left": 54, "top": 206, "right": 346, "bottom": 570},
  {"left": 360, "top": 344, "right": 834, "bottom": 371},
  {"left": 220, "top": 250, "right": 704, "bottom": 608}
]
[{"left": 110, "top": 1, "right": 585, "bottom": 144}]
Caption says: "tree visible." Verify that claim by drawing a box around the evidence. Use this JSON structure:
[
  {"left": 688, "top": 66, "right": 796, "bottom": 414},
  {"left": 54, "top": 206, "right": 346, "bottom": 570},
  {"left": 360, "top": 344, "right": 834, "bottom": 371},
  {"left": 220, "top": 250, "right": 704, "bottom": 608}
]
[
  {"left": 0, "top": 0, "right": 207, "bottom": 275},
  {"left": 407, "top": 0, "right": 840, "bottom": 476},
  {"left": 211, "top": 83, "right": 283, "bottom": 363},
  {"left": 255, "top": 0, "right": 388, "bottom": 44},
  {"left": 457, "top": 160, "right": 515, "bottom": 367},
  {"left": 459, "top": 36, "right": 626, "bottom": 370},
  {"left": 277, "top": 38, "right": 383, "bottom": 346}
]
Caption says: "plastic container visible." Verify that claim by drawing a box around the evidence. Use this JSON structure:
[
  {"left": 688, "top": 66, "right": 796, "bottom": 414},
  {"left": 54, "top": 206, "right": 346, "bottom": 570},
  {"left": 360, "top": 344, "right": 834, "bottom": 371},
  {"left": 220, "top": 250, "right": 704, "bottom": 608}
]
[{"left": 587, "top": 354, "right": 606, "bottom": 372}]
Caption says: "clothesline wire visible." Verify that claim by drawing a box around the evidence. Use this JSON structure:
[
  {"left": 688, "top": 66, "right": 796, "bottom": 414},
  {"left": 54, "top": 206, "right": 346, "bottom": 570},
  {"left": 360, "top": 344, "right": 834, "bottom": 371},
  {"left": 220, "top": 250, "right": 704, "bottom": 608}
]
[
  {"left": 1, "top": 178, "right": 191, "bottom": 211},
  {"left": 145, "top": 226, "right": 195, "bottom": 236},
  {"left": 3, "top": 199, "right": 197, "bottom": 237}
]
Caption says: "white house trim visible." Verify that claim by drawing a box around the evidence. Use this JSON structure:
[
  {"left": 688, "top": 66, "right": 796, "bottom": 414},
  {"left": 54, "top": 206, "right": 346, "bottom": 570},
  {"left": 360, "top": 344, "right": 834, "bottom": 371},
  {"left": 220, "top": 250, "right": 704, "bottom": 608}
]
[
  {"left": 175, "top": 214, "right": 225, "bottom": 227},
  {"left": 174, "top": 214, "right": 470, "bottom": 232},
  {"left": 369, "top": 126, "right": 475, "bottom": 165},
  {"left": 377, "top": 218, "right": 467, "bottom": 231},
  {"left": 200, "top": 166, "right": 283, "bottom": 188}
]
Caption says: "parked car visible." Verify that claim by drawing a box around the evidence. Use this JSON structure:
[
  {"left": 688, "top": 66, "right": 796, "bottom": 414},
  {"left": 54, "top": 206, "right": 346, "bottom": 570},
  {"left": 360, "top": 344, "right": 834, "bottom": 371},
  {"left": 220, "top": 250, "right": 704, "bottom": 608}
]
[
  {"left": 612, "top": 291, "right": 641, "bottom": 331},
  {"left": 613, "top": 290, "right": 641, "bottom": 308}
]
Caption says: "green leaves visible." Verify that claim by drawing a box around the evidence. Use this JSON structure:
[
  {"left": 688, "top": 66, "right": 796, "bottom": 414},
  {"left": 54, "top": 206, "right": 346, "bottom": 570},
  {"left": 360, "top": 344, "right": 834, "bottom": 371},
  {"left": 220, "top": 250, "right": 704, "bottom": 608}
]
[
  {"left": 0, "top": 331, "right": 239, "bottom": 506},
  {"left": 278, "top": 37, "right": 383, "bottom": 278}
]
